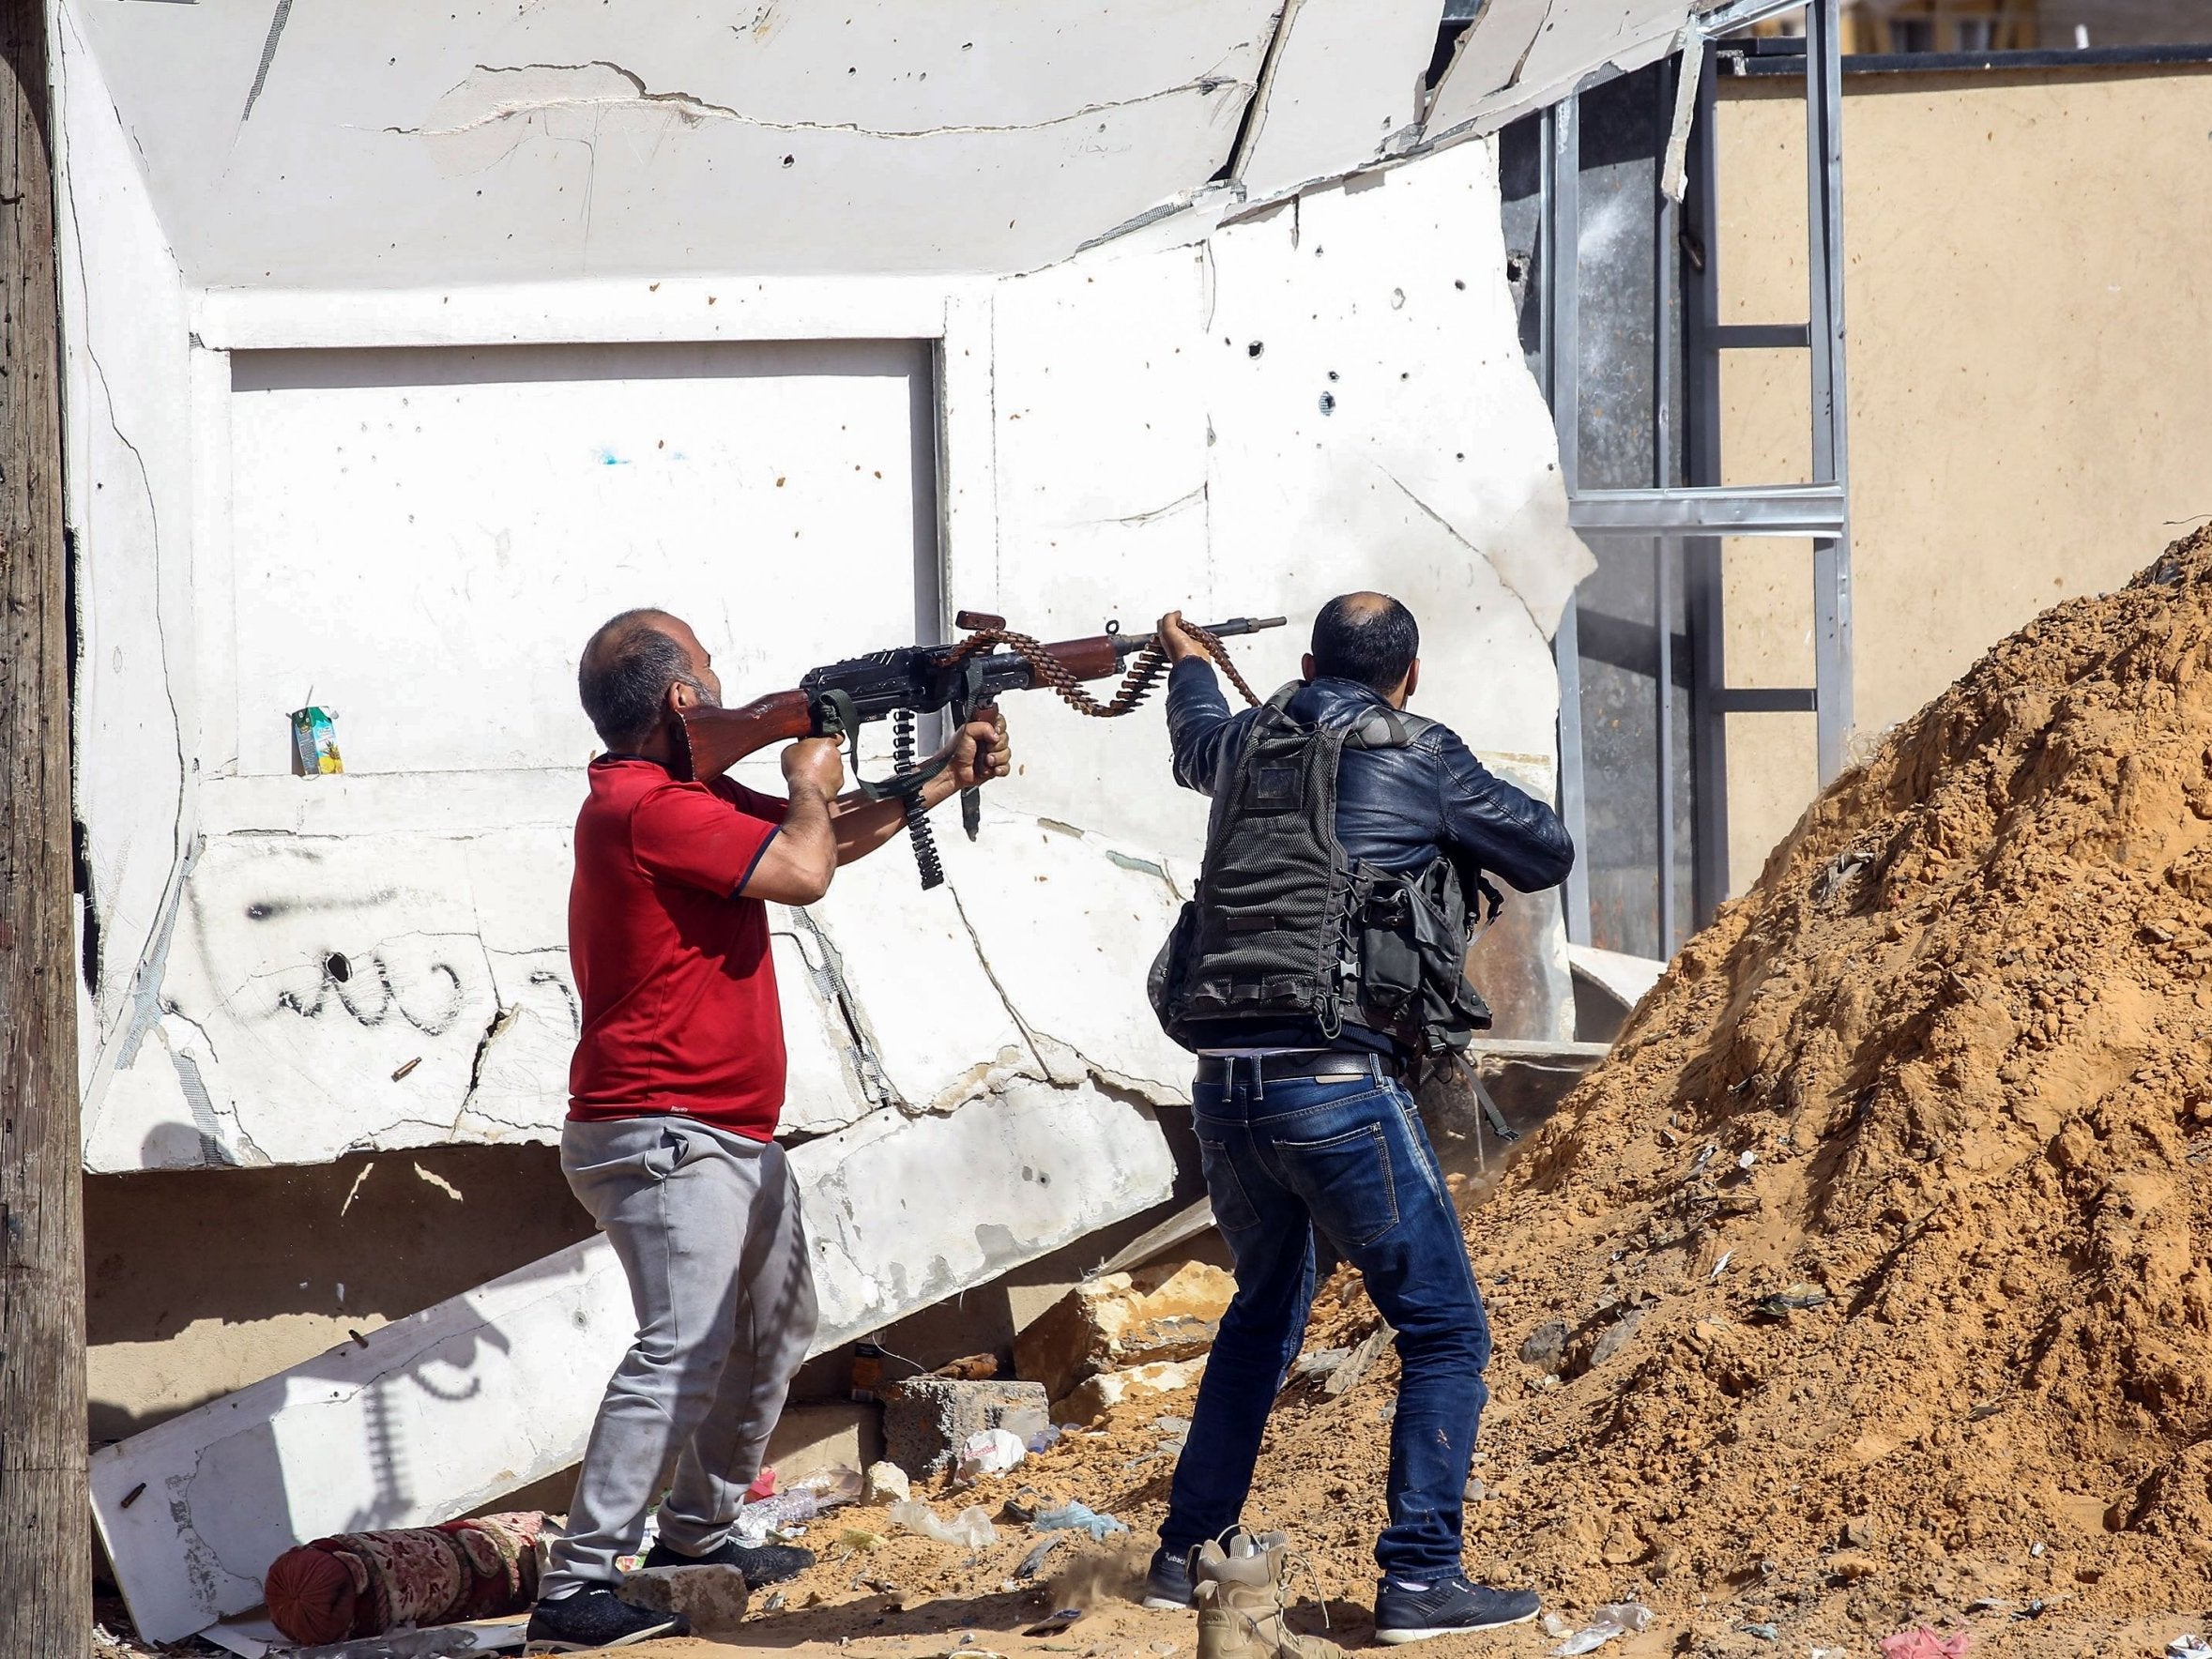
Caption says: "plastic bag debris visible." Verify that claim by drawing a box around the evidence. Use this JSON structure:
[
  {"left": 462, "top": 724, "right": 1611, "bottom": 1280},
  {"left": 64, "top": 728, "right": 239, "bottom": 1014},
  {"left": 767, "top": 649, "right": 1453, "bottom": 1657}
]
[
  {"left": 2167, "top": 1636, "right": 2211, "bottom": 1659},
  {"left": 1879, "top": 1628, "right": 1972, "bottom": 1659},
  {"left": 1548, "top": 1603, "right": 1654, "bottom": 1656},
  {"left": 891, "top": 1500, "right": 999, "bottom": 1548},
  {"left": 732, "top": 1488, "right": 816, "bottom": 1545},
  {"left": 1016, "top": 1536, "right": 1067, "bottom": 1579},
  {"left": 1030, "top": 1499, "right": 1129, "bottom": 1540},
  {"left": 957, "top": 1428, "right": 1028, "bottom": 1480}
]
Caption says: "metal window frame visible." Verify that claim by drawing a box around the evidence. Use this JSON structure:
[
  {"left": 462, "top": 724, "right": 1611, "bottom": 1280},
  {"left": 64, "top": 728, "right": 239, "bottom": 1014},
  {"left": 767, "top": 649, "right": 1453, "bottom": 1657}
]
[{"left": 1546, "top": 0, "right": 1853, "bottom": 950}]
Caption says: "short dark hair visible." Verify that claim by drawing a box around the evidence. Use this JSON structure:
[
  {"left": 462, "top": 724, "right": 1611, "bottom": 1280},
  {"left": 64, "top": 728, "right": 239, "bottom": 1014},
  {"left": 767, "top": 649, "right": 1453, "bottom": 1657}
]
[
  {"left": 1311, "top": 593, "right": 1419, "bottom": 693},
  {"left": 578, "top": 609, "right": 694, "bottom": 748}
]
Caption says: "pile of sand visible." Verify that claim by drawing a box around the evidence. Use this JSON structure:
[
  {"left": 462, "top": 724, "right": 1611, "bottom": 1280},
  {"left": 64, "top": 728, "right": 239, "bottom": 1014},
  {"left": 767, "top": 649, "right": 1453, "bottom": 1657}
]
[{"left": 762, "top": 530, "right": 2212, "bottom": 1645}]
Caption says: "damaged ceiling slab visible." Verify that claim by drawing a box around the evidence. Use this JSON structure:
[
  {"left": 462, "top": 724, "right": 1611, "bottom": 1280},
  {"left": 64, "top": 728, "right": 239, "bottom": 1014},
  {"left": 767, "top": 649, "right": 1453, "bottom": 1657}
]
[
  {"left": 93, "top": 1079, "right": 1175, "bottom": 1643},
  {"left": 73, "top": 0, "right": 1778, "bottom": 288},
  {"left": 70, "top": 0, "right": 1279, "bottom": 282}
]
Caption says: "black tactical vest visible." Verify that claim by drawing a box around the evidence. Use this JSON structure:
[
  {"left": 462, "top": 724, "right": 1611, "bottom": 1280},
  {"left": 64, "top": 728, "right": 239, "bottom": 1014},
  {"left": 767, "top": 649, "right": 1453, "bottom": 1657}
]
[{"left": 1149, "top": 684, "right": 1495, "bottom": 1067}]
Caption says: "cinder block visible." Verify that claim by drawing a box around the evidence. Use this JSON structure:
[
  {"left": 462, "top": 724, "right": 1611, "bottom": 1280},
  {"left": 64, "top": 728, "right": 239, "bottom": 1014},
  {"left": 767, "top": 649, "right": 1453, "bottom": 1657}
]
[
  {"left": 766, "top": 1400, "right": 883, "bottom": 1484},
  {"left": 881, "top": 1377, "right": 1049, "bottom": 1478}
]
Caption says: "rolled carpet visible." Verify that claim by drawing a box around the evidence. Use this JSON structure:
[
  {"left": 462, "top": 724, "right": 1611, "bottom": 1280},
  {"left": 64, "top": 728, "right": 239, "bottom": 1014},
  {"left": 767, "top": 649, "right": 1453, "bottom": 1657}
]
[{"left": 262, "top": 1511, "right": 550, "bottom": 1644}]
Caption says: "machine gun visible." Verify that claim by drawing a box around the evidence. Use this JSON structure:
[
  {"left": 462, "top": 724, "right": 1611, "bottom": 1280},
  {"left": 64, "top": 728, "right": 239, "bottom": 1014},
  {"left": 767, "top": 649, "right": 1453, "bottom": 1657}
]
[{"left": 674, "top": 609, "right": 1284, "bottom": 889}]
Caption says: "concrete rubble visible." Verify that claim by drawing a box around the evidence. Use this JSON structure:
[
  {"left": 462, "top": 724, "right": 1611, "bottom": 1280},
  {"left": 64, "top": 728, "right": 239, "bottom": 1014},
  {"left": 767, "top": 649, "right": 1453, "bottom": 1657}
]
[
  {"left": 882, "top": 1379, "right": 1051, "bottom": 1481},
  {"left": 1014, "top": 1261, "right": 1235, "bottom": 1409}
]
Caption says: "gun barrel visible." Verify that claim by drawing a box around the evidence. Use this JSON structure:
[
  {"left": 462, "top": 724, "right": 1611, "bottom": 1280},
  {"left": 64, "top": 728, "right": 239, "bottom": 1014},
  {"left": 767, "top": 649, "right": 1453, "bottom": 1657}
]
[{"left": 1114, "top": 614, "right": 1287, "bottom": 657}]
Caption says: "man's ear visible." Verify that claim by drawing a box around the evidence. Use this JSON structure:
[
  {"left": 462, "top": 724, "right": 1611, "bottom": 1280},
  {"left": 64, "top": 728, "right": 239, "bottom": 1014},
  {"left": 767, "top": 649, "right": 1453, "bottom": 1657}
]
[
  {"left": 1301, "top": 652, "right": 1317, "bottom": 684},
  {"left": 666, "top": 677, "right": 697, "bottom": 715},
  {"left": 1401, "top": 661, "right": 1421, "bottom": 705}
]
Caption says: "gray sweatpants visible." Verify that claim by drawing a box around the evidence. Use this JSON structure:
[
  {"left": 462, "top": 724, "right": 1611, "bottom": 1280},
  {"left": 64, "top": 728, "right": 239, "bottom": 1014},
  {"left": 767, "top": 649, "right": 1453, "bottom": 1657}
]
[{"left": 541, "top": 1114, "right": 819, "bottom": 1597}]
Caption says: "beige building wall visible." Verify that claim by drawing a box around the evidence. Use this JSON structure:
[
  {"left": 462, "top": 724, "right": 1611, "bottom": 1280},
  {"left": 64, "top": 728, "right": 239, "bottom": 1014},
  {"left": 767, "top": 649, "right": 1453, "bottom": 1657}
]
[{"left": 1714, "top": 64, "right": 2212, "bottom": 890}]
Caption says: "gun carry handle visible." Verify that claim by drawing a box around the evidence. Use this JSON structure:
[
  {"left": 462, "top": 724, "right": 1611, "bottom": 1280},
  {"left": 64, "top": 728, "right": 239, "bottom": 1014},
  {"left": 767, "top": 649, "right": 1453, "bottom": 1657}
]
[{"left": 673, "top": 689, "right": 816, "bottom": 781}]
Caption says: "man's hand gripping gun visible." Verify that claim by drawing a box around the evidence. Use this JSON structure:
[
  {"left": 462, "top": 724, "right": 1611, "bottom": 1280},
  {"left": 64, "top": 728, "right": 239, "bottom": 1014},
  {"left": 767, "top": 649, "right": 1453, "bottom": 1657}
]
[{"left": 673, "top": 610, "right": 1284, "bottom": 889}]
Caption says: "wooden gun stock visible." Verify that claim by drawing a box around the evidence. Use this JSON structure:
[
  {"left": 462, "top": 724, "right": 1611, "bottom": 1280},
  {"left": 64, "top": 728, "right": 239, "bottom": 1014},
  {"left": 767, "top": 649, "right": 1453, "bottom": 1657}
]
[{"left": 673, "top": 690, "right": 814, "bottom": 781}]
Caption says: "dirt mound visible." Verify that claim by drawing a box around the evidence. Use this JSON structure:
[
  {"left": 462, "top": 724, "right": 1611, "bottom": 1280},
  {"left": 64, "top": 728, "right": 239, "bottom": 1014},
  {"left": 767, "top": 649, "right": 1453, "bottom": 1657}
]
[
  {"left": 764, "top": 532, "right": 2212, "bottom": 1646},
  {"left": 1442, "top": 525, "right": 2212, "bottom": 1620}
]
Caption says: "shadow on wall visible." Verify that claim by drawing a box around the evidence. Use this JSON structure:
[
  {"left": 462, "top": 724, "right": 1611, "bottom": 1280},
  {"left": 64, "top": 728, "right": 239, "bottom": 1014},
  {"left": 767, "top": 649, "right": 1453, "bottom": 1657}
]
[{"left": 87, "top": 1140, "right": 595, "bottom": 1445}]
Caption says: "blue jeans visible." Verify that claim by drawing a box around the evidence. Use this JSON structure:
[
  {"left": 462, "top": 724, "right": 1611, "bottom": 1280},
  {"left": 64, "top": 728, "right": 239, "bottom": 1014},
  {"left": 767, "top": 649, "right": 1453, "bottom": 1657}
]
[{"left": 1158, "top": 1069, "right": 1491, "bottom": 1583}]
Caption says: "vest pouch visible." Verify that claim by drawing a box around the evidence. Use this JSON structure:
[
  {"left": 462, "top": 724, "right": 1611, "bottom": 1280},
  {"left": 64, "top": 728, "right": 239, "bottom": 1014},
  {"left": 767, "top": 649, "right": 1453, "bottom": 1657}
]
[
  {"left": 1354, "top": 877, "right": 1425, "bottom": 1029},
  {"left": 1149, "top": 899, "right": 1198, "bottom": 1034}
]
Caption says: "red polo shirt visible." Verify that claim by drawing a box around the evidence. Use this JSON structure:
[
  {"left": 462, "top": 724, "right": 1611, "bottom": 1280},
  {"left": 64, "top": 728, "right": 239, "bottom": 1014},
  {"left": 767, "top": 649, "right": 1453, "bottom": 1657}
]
[{"left": 567, "top": 757, "right": 788, "bottom": 1140}]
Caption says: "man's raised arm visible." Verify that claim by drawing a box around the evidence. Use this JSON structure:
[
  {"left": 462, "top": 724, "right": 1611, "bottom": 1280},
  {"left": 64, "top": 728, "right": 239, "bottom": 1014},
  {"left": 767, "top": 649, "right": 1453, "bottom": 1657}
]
[{"left": 1159, "top": 610, "right": 1252, "bottom": 798}]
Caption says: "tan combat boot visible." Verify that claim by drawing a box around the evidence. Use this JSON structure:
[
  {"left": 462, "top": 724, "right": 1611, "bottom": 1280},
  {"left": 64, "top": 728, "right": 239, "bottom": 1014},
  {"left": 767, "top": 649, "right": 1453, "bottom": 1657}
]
[{"left": 1192, "top": 1532, "right": 1345, "bottom": 1659}]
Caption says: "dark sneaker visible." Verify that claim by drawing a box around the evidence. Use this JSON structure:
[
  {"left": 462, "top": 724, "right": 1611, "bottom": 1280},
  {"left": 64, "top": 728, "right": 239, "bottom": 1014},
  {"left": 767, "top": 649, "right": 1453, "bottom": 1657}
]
[
  {"left": 1142, "top": 1544, "right": 1196, "bottom": 1610},
  {"left": 525, "top": 1586, "right": 689, "bottom": 1651},
  {"left": 1373, "top": 1576, "right": 1541, "bottom": 1644},
  {"left": 645, "top": 1535, "right": 816, "bottom": 1587}
]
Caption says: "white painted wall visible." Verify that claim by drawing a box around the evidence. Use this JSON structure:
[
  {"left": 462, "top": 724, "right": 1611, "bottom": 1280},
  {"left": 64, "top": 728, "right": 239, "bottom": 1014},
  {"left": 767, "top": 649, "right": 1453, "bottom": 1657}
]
[{"left": 72, "top": 87, "right": 1594, "bottom": 1174}]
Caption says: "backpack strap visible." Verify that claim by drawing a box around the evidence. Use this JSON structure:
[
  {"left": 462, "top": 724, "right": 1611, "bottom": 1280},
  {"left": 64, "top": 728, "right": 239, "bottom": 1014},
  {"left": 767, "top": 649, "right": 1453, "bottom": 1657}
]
[{"left": 1344, "top": 707, "right": 1410, "bottom": 751}]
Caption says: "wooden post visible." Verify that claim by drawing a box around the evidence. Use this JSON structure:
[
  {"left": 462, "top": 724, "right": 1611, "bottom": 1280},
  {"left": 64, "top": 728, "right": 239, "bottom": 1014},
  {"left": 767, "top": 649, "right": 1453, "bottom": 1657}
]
[{"left": 0, "top": 0, "right": 88, "bottom": 1649}]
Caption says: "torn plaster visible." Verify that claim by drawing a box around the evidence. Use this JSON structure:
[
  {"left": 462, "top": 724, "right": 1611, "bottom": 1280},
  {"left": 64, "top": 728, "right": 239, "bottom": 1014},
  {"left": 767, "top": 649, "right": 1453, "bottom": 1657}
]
[
  {"left": 1230, "top": 0, "right": 1442, "bottom": 204},
  {"left": 93, "top": 1080, "right": 1175, "bottom": 1643},
  {"left": 1426, "top": 0, "right": 1696, "bottom": 144}
]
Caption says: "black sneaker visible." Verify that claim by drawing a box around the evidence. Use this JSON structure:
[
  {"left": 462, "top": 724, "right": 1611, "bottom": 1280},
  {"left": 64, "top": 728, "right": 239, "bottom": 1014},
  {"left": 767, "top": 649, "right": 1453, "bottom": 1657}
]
[
  {"left": 645, "top": 1535, "right": 816, "bottom": 1587},
  {"left": 1141, "top": 1545, "right": 1196, "bottom": 1610},
  {"left": 1373, "top": 1576, "right": 1541, "bottom": 1644},
  {"left": 525, "top": 1586, "right": 689, "bottom": 1651}
]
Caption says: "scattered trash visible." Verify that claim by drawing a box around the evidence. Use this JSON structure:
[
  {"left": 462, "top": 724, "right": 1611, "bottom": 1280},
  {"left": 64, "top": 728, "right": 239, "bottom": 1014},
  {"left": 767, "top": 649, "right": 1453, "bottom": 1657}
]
[
  {"left": 1754, "top": 1283, "right": 1831, "bottom": 1318},
  {"left": 1880, "top": 1627, "right": 1973, "bottom": 1659},
  {"left": 1030, "top": 1499, "right": 1128, "bottom": 1540},
  {"left": 1548, "top": 1603, "right": 1654, "bottom": 1656},
  {"left": 1027, "top": 1424, "right": 1064, "bottom": 1454},
  {"left": 761, "top": 1591, "right": 786, "bottom": 1613},
  {"left": 932, "top": 1353, "right": 999, "bottom": 1381},
  {"left": 1688, "top": 1144, "right": 1717, "bottom": 1178},
  {"left": 1709, "top": 1249, "right": 1733, "bottom": 1281},
  {"left": 864, "top": 1461, "right": 911, "bottom": 1504},
  {"left": 1024, "top": 1609, "right": 1085, "bottom": 1636},
  {"left": 850, "top": 1340, "right": 886, "bottom": 1403},
  {"left": 119, "top": 1483, "right": 145, "bottom": 1511},
  {"left": 747, "top": 1469, "right": 778, "bottom": 1502},
  {"left": 1292, "top": 1347, "right": 1350, "bottom": 1380},
  {"left": 2029, "top": 1540, "right": 2045, "bottom": 1558},
  {"left": 2012, "top": 1599, "right": 2048, "bottom": 1621},
  {"left": 1540, "top": 1613, "right": 1571, "bottom": 1638},
  {"left": 1740, "top": 1623, "right": 1779, "bottom": 1642},
  {"left": 1324, "top": 1323, "right": 1394, "bottom": 1396},
  {"left": 2167, "top": 1636, "right": 2211, "bottom": 1659},
  {"left": 1737, "top": 1149, "right": 1758, "bottom": 1171},
  {"left": 890, "top": 1500, "right": 998, "bottom": 1548},
  {"left": 836, "top": 1528, "right": 882, "bottom": 1552},
  {"left": 390, "top": 1057, "right": 421, "bottom": 1082},
  {"left": 733, "top": 1488, "right": 818, "bottom": 1544},
  {"left": 290, "top": 704, "right": 344, "bottom": 776},
  {"left": 1015, "top": 1536, "right": 1066, "bottom": 1579},
  {"left": 957, "top": 1427, "right": 1028, "bottom": 1480}
]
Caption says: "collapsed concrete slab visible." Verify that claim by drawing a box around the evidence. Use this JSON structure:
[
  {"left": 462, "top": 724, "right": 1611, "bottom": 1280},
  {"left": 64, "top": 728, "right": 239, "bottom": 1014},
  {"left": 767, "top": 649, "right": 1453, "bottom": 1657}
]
[{"left": 90, "top": 1081, "right": 1173, "bottom": 1643}]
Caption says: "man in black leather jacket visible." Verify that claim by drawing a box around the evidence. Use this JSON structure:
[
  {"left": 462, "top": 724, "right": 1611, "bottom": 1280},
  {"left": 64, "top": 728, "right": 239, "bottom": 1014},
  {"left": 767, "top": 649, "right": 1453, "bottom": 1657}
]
[{"left": 1141, "top": 593, "right": 1573, "bottom": 1646}]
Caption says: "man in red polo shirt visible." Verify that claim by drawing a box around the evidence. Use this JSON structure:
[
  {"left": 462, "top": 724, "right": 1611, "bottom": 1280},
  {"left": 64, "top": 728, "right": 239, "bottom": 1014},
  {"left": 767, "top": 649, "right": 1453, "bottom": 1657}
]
[{"left": 528, "top": 609, "right": 1011, "bottom": 1652}]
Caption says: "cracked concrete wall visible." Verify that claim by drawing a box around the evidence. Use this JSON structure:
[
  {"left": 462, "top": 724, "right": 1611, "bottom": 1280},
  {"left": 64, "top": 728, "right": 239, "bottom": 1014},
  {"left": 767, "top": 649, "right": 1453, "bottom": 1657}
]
[
  {"left": 966, "top": 141, "right": 1589, "bottom": 1035},
  {"left": 56, "top": 4, "right": 200, "bottom": 1131}
]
